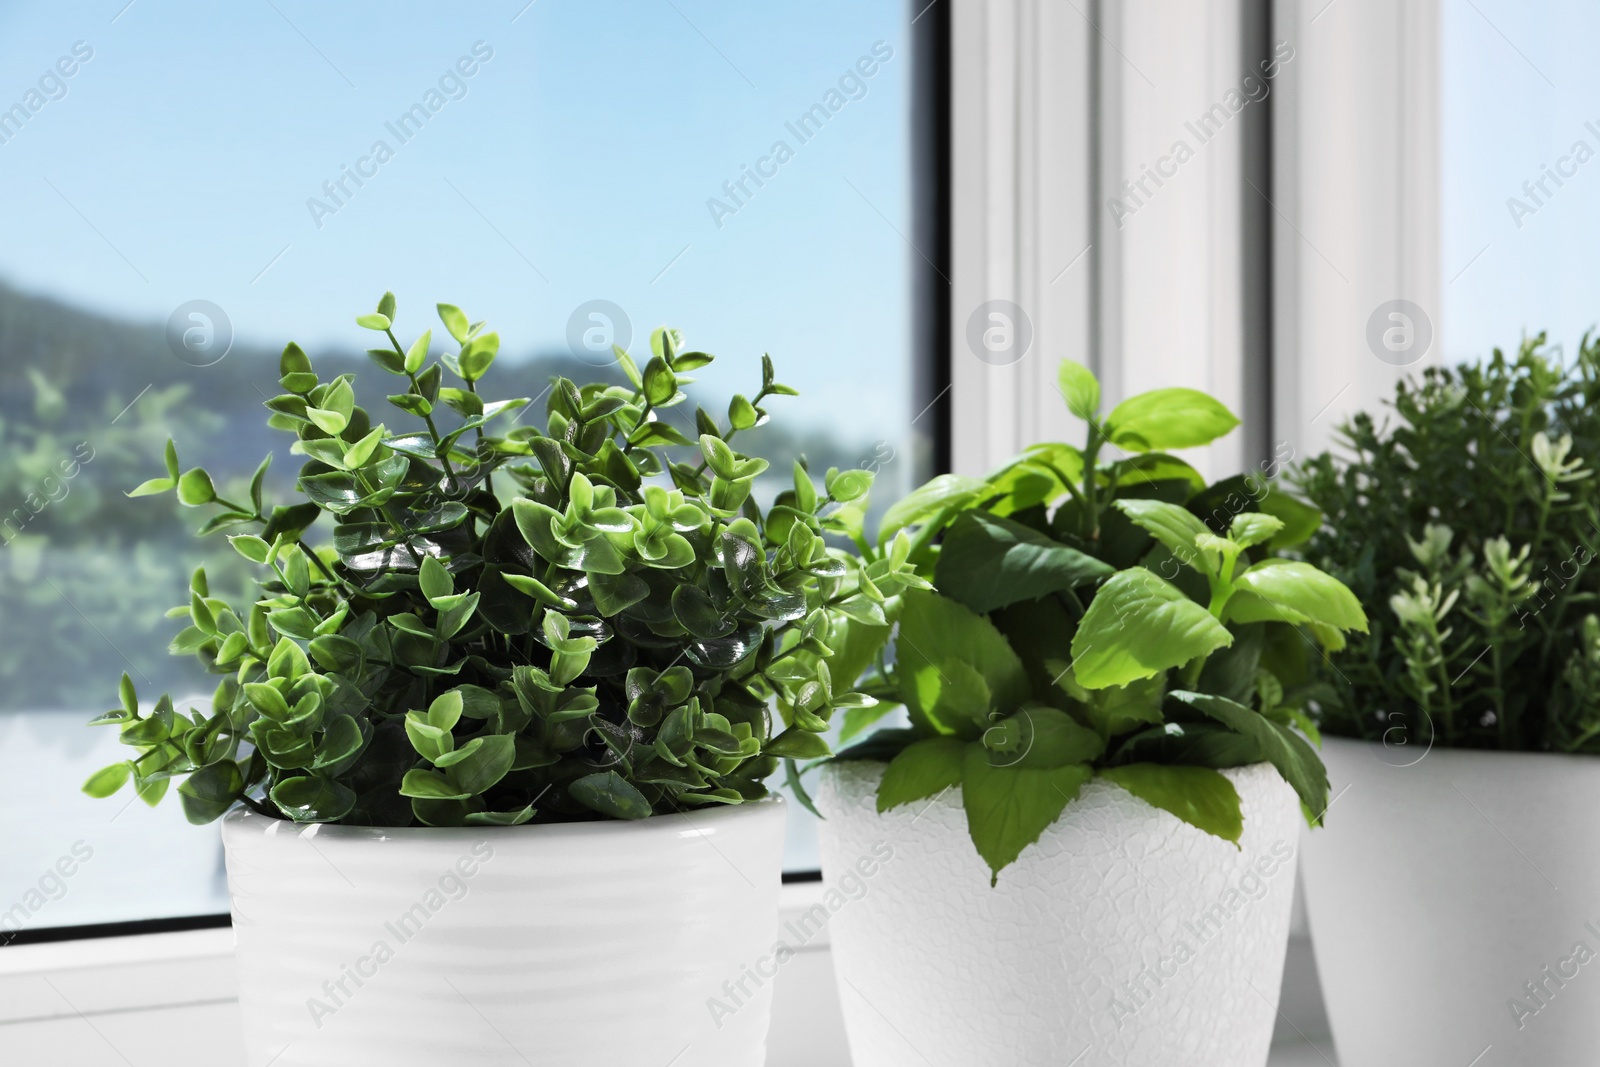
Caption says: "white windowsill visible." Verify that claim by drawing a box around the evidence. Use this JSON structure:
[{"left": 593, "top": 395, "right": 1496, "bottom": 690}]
[{"left": 0, "top": 881, "right": 1333, "bottom": 1065}]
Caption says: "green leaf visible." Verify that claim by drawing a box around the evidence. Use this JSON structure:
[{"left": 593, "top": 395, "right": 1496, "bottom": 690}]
[
  {"left": 437, "top": 303, "right": 470, "bottom": 343},
  {"left": 1111, "top": 498, "right": 1213, "bottom": 573},
  {"left": 270, "top": 775, "right": 357, "bottom": 822},
  {"left": 895, "top": 590, "right": 1030, "bottom": 735},
  {"left": 728, "top": 394, "right": 758, "bottom": 430},
  {"left": 1071, "top": 568, "right": 1233, "bottom": 689},
  {"left": 960, "top": 748, "right": 1093, "bottom": 883},
  {"left": 405, "top": 330, "right": 431, "bottom": 374},
  {"left": 1168, "top": 690, "right": 1329, "bottom": 819},
  {"left": 176, "top": 468, "right": 216, "bottom": 506},
  {"left": 458, "top": 331, "right": 500, "bottom": 381},
  {"left": 588, "top": 570, "right": 649, "bottom": 616},
  {"left": 444, "top": 733, "right": 515, "bottom": 794},
  {"left": 1229, "top": 512, "right": 1284, "bottom": 550},
  {"left": 307, "top": 407, "right": 349, "bottom": 435},
  {"left": 128, "top": 476, "right": 176, "bottom": 498},
  {"left": 1057, "top": 359, "right": 1100, "bottom": 420},
  {"left": 229, "top": 534, "right": 271, "bottom": 564},
  {"left": 1080, "top": 672, "right": 1166, "bottom": 739},
  {"left": 983, "top": 706, "right": 1105, "bottom": 769},
  {"left": 177, "top": 761, "right": 245, "bottom": 824},
  {"left": 377, "top": 291, "right": 397, "bottom": 319},
  {"left": 569, "top": 770, "right": 654, "bottom": 819},
  {"left": 877, "top": 737, "right": 968, "bottom": 812},
  {"left": 1106, "top": 388, "right": 1240, "bottom": 452},
  {"left": 765, "top": 728, "right": 832, "bottom": 759},
  {"left": 1257, "top": 490, "right": 1321, "bottom": 549},
  {"left": 826, "top": 468, "right": 873, "bottom": 503},
  {"left": 419, "top": 555, "right": 454, "bottom": 603},
  {"left": 1099, "top": 763, "right": 1243, "bottom": 844},
  {"left": 1233, "top": 560, "right": 1369, "bottom": 633},
  {"left": 933, "top": 511, "right": 1113, "bottom": 613},
  {"left": 83, "top": 761, "right": 132, "bottom": 798},
  {"left": 356, "top": 312, "right": 392, "bottom": 331},
  {"left": 877, "top": 473, "right": 986, "bottom": 543},
  {"left": 400, "top": 769, "right": 470, "bottom": 800}
]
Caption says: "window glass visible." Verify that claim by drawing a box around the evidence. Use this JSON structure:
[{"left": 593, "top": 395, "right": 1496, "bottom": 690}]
[
  {"left": 0, "top": 0, "right": 918, "bottom": 934},
  {"left": 1442, "top": 0, "right": 1600, "bottom": 361}
]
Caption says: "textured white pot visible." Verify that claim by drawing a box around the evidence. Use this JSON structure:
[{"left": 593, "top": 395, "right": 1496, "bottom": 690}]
[
  {"left": 815, "top": 761, "right": 1300, "bottom": 1066},
  {"left": 1303, "top": 737, "right": 1600, "bottom": 1067},
  {"left": 220, "top": 798, "right": 786, "bottom": 1067}
]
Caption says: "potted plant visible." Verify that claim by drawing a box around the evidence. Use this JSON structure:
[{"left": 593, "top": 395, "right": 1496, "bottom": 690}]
[
  {"left": 80, "top": 293, "right": 921, "bottom": 1067},
  {"left": 793, "top": 360, "right": 1366, "bottom": 1066},
  {"left": 1294, "top": 336, "right": 1600, "bottom": 1067}
]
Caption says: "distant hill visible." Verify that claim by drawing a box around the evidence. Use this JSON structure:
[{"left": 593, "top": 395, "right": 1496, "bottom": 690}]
[{"left": 0, "top": 280, "right": 882, "bottom": 713}]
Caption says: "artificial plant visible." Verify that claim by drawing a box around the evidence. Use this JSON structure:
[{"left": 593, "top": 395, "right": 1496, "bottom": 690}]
[
  {"left": 83, "top": 293, "right": 923, "bottom": 827},
  {"left": 799, "top": 360, "right": 1366, "bottom": 882},
  {"left": 1296, "top": 334, "right": 1600, "bottom": 752}
]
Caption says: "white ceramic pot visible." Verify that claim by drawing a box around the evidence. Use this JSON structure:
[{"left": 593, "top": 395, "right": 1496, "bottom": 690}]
[
  {"left": 814, "top": 761, "right": 1300, "bottom": 1066},
  {"left": 221, "top": 798, "right": 786, "bottom": 1067},
  {"left": 1302, "top": 737, "right": 1600, "bottom": 1067}
]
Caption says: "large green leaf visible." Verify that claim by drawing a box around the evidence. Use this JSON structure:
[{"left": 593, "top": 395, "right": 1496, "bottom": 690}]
[
  {"left": 1070, "top": 569, "right": 1232, "bottom": 689},
  {"left": 1099, "top": 763, "right": 1243, "bottom": 844},
  {"left": 896, "top": 590, "right": 1030, "bottom": 735},
  {"left": 933, "top": 511, "right": 1113, "bottom": 614},
  {"left": 1106, "top": 388, "right": 1240, "bottom": 452},
  {"left": 1168, "top": 691, "right": 1329, "bottom": 818},
  {"left": 877, "top": 737, "right": 968, "bottom": 812},
  {"left": 1233, "top": 560, "right": 1368, "bottom": 633},
  {"left": 982, "top": 705, "right": 1104, "bottom": 768},
  {"left": 877, "top": 474, "right": 986, "bottom": 543},
  {"left": 960, "top": 747, "right": 1093, "bottom": 883},
  {"left": 1111, "top": 499, "right": 1213, "bottom": 573}
]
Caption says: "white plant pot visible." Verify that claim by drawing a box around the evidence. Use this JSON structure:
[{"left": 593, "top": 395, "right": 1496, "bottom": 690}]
[
  {"left": 220, "top": 798, "right": 786, "bottom": 1067},
  {"left": 1303, "top": 737, "right": 1600, "bottom": 1066},
  {"left": 814, "top": 761, "right": 1300, "bottom": 1066}
]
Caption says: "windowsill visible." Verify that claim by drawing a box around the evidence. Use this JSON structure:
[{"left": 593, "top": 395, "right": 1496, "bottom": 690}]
[{"left": 0, "top": 882, "right": 1334, "bottom": 1065}]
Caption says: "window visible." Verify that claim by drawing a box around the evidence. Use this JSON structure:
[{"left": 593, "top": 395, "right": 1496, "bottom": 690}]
[
  {"left": 1441, "top": 0, "right": 1598, "bottom": 361},
  {"left": 0, "top": 0, "right": 938, "bottom": 938}
]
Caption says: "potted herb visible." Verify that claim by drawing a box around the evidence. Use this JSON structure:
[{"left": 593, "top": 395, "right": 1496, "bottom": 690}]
[
  {"left": 82, "top": 294, "right": 919, "bottom": 1066},
  {"left": 796, "top": 360, "right": 1365, "bottom": 1066},
  {"left": 1294, "top": 336, "right": 1600, "bottom": 1067}
]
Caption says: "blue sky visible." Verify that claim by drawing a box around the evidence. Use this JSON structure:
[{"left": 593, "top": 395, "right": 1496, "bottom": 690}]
[
  {"left": 0, "top": 0, "right": 912, "bottom": 452},
  {"left": 1442, "top": 0, "right": 1600, "bottom": 362}
]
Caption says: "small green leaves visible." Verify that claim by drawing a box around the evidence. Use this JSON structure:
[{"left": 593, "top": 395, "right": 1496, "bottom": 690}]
[
  {"left": 458, "top": 331, "right": 499, "bottom": 381},
  {"left": 280, "top": 342, "right": 316, "bottom": 393},
  {"left": 96, "top": 301, "right": 854, "bottom": 832}
]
